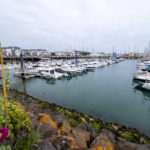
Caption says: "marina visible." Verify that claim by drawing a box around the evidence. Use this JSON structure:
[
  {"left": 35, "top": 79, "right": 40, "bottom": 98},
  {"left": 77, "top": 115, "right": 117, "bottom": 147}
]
[
  {"left": 4, "top": 59, "right": 150, "bottom": 137},
  {"left": 1, "top": 0, "right": 150, "bottom": 149},
  {"left": 1, "top": 58, "right": 124, "bottom": 79}
]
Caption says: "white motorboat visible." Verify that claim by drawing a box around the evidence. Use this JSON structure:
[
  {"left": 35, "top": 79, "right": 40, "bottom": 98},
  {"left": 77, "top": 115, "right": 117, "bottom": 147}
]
[
  {"left": 41, "top": 67, "right": 63, "bottom": 79},
  {"left": 133, "top": 71, "right": 150, "bottom": 82},
  {"left": 61, "top": 65, "right": 77, "bottom": 73},
  {"left": 108, "top": 60, "right": 113, "bottom": 65}
]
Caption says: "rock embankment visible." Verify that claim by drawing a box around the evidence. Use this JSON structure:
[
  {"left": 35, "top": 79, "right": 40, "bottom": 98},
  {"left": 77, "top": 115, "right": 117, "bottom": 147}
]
[{"left": 7, "top": 89, "right": 150, "bottom": 150}]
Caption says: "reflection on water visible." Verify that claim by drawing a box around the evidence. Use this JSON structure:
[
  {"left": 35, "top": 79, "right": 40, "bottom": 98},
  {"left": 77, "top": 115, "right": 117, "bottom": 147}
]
[
  {"left": 46, "top": 79, "right": 56, "bottom": 85},
  {"left": 133, "top": 85, "right": 150, "bottom": 103}
]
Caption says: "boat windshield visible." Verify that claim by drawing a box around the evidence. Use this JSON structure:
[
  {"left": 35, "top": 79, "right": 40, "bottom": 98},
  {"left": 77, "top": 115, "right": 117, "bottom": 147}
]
[{"left": 50, "top": 70, "right": 54, "bottom": 74}]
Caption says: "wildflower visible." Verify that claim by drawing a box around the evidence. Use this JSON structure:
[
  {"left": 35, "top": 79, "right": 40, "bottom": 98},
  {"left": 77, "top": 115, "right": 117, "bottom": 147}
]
[{"left": 0, "top": 128, "right": 9, "bottom": 142}]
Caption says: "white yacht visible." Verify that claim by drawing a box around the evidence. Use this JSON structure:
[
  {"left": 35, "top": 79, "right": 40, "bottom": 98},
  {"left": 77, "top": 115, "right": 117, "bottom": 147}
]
[{"left": 133, "top": 71, "right": 150, "bottom": 82}]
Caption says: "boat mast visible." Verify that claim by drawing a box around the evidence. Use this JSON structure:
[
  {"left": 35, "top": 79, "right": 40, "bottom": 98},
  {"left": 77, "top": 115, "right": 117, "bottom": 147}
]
[{"left": 20, "top": 51, "right": 24, "bottom": 72}]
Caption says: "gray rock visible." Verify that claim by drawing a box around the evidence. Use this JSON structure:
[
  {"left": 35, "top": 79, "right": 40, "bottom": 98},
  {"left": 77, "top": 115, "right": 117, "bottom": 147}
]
[
  {"left": 90, "top": 129, "right": 115, "bottom": 149},
  {"left": 38, "top": 122, "right": 58, "bottom": 139},
  {"left": 51, "top": 112, "right": 69, "bottom": 125},
  {"left": 38, "top": 140, "right": 56, "bottom": 150},
  {"left": 72, "top": 128, "right": 91, "bottom": 148},
  {"left": 53, "top": 135, "right": 79, "bottom": 150},
  {"left": 67, "top": 148, "right": 90, "bottom": 150},
  {"left": 75, "top": 123, "right": 87, "bottom": 130},
  {"left": 86, "top": 124, "right": 99, "bottom": 139},
  {"left": 26, "top": 103, "right": 42, "bottom": 115}
]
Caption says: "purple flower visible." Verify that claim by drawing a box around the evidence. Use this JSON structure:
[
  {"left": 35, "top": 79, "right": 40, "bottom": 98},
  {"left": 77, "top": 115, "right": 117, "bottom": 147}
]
[{"left": 0, "top": 128, "right": 9, "bottom": 142}]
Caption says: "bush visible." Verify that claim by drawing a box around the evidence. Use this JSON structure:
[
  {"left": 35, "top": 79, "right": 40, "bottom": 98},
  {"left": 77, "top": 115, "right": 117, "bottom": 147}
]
[
  {"left": 0, "top": 100, "right": 31, "bottom": 138},
  {"left": 14, "top": 131, "right": 40, "bottom": 150},
  {"left": 0, "top": 145, "right": 11, "bottom": 150},
  {"left": 90, "top": 121, "right": 101, "bottom": 132}
]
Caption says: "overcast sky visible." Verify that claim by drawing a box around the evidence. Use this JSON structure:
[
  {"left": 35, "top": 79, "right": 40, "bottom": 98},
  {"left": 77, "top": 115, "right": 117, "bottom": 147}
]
[{"left": 0, "top": 0, "right": 150, "bottom": 53}]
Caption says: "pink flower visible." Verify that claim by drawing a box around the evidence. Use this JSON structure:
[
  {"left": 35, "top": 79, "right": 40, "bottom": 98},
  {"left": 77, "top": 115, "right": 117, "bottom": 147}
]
[{"left": 0, "top": 128, "right": 9, "bottom": 142}]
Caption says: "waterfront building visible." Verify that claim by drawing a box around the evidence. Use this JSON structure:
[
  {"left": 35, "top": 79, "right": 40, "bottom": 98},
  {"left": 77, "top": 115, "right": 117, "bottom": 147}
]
[
  {"left": 22, "top": 49, "right": 49, "bottom": 57},
  {"left": 51, "top": 51, "right": 74, "bottom": 57},
  {"left": 2, "top": 46, "right": 21, "bottom": 56},
  {"left": 74, "top": 50, "right": 91, "bottom": 56}
]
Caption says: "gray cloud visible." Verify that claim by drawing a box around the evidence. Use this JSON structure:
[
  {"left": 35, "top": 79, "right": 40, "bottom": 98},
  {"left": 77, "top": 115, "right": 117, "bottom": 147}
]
[{"left": 0, "top": 0, "right": 150, "bottom": 53}]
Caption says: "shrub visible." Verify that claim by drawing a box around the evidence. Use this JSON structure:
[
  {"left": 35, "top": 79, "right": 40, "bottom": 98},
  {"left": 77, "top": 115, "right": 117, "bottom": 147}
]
[
  {"left": 90, "top": 121, "right": 101, "bottom": 132},
  {"left": 0, "top": 145, "right": 11, "bottom": 150},
  {"left": 0, "top": 100, "right": 31, "bottom": 138},
  {"left": 14, "top": 131, "right": 40, "bottom": 150}
]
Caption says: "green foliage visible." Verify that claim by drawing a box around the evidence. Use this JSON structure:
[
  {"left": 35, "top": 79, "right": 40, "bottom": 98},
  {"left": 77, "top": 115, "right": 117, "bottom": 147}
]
[
  {"left": 0, "top": 98, "right": 6, "bottom": 125},
  {"left": 37, "top": 103, "right": 45, "bottom": 107},
  {"left": 0, "top": 71, "right": 40, "bottom": 149},
  {"left": 69, "top": 118, "right": 76, "bottom": 127},
  {"left": 5, "top": 72, "right": 10, "bottom": 92},
  {"left": 120, "top": 131, "right": 136, "bottom": 142},
  {"left": 119, "top": 131, "right": 150, "bottom": 144},
  {"left": 0, "top": 97, "right": 39, "bottom": 150},
  {"left": 78, "top": 117, "right": 87, "bottom": 124},
  {"left": 59, "top": 108, "right": 65, "bottom": 114},
  {"left": 64, "top": 110, "right": 73, "bottom": 118},
  {"left": 59, "top": 109, "right": 73, "bottom": 118},
  {"left": 14, "top": 131, "right": 40, "bottom": 150},
  {"left": 80, "top": 52, "right": 90, "bottom": 56},
  {"left": 0, "top": 145, "right": 11, "bottom": 150},
  {"left": 0, "top": 100, "right": 31, "bottom": 138},
  {"left": 59, "top": 109, "right": 77, "bottom": 126},
  {"left": 90, "top": 121, "right": 101, "bottom": 132},
  {"left": 0, "top": 71, "right": 11, "bottom": 125},
  {"left": 37, "top": 102, "right": 49, "bottom": 109},
  {"left": 51, "top": 52, "right": 56, "bottom": 56},
  {"left": 8, "top": 101, "right": 31, "bottom": 133},
  {"left": 0, "top": 71, "right": 10, "bottom": 92}
]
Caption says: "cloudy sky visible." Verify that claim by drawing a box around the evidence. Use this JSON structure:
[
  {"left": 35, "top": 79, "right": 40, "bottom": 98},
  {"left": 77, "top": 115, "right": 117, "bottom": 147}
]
[{"left": 0, "top": 0, "right": 150, "bottom": 53}]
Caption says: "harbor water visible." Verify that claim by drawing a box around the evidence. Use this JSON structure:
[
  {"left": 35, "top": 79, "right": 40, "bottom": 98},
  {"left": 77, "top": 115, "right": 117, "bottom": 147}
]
[{"left": 10, "top": 60, "right": 150, "bottom": 136}]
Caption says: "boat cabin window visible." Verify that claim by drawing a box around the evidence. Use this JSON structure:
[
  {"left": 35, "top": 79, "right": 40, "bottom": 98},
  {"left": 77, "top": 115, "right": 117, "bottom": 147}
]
[{"left": 50, "top": 70, "right": 54, "bottom": 74}]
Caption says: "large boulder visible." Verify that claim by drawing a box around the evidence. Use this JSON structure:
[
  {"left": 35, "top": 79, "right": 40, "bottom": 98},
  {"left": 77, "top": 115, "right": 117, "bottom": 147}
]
[
  {"left": 72, "top": 128, "right": 91, "bottom": 148},
  {"left": 58, "top": 120, "right": 72, "bottom": 136},
  {"left": 38, "top": 113, "right": 58, "bottom": 128},
  {"left": 51, "top": 112, "right": 69, "bottom": 125},
  {"left": 37, "top": 113, "right": 59, "bottom": 140},
  {"left": 38, "top": 140, "right": 56, "bottom": 150},
  {"left": 90, "top": 129, "right": 115, "bottom": 150},
  {"left": 53, "top": 135, "right": 79, "bottom": 150},
  {"left": 38, "top": 122, "right": 58, "bottom": 139},
  {"left": 86, "top": 124, "right": 99, "bottom": 139}
]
